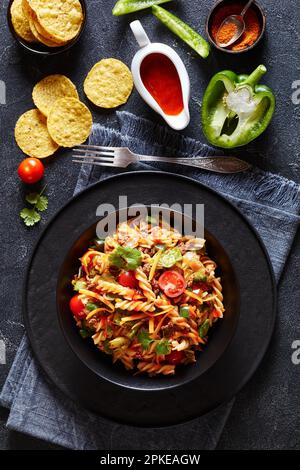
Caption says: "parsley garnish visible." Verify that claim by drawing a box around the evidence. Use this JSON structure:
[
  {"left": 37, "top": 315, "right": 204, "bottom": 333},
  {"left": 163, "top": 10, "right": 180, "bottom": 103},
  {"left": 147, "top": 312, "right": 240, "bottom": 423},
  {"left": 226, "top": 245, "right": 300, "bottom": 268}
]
[
  {"left": 20, "top": 186, "right": 48, "bottom": 227},
  {"left": 155, "top": 339, "right": 171, "bottom": 355},
  {"left": 137, "top": 329, "right": 153, "bottom": 350},
  {"left": 109, "top": 246, "right": 142, "bottom": 271}
]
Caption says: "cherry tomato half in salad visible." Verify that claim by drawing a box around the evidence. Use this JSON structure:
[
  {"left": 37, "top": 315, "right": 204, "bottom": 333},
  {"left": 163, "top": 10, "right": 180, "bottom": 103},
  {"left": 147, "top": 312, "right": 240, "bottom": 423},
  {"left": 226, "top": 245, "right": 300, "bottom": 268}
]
[
  {"left": 69, "top": 295, "right": 86, "bottom": 320},
  {"left": 18, "top": 158, "right": 45, "bottom": 184},
  {"left": 158, "top": 270, "right": 186, "bottom": 298},
  {"left": 118, "top": 271, "right": 138, "bottom": 289},
  {"left": 165, "top": 350, "right": 184, "bottom": 365}
]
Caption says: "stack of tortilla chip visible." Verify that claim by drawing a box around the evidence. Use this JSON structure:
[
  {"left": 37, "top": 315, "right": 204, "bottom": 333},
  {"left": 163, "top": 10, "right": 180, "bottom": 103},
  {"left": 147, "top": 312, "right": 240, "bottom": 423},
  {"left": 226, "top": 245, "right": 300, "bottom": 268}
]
[{"left": 10, "top": 0, "right": 84, "bottom": 48}]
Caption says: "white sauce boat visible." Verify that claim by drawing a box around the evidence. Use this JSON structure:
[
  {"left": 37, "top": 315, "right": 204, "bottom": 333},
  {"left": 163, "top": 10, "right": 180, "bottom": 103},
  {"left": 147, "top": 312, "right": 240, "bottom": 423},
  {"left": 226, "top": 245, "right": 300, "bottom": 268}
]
[{"left": 130, "top": 20, "right": 190, "bottom": 131}]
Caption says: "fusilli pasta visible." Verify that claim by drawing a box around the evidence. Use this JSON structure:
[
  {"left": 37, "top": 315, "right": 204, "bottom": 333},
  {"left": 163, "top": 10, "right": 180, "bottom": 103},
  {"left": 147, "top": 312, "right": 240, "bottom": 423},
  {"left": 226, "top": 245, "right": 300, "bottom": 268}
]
[{"left": 69, "top": 215, "right": 225, "bottom": 376}]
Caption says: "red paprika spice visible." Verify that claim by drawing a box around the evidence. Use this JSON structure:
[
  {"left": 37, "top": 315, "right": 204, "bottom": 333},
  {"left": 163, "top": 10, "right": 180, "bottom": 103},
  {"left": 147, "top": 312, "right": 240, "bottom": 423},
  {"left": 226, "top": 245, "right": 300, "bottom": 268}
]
[
  {"left": 217, "top": 22, "right": 238, "bottom": 44},
  {"left": 211, "top": 2, "right": 261, "bottom": 51}
]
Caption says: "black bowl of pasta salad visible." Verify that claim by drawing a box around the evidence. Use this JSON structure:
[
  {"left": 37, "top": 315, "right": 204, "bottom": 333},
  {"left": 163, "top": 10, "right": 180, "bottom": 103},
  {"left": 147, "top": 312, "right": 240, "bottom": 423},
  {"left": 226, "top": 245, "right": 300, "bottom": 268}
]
[{"left": 57, "top": 207, "right": 239, "bottom": 391}]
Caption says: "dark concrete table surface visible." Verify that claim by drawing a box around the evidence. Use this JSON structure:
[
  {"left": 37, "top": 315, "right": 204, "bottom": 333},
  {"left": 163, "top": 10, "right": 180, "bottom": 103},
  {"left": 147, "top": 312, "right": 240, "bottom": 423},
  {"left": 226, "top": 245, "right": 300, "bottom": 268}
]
[{"left": 0, "top": 0, "right": 299, "bottom": 450}]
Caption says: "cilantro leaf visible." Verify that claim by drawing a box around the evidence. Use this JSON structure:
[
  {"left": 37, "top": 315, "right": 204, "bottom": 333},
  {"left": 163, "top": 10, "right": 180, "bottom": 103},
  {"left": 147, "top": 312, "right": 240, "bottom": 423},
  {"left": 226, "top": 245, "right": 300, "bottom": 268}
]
[
  {"left": 21, "top": 187, "right": 49, "bottom": 228},
  {"left": 73, "top": 280, "right": 86, "bottom": 292},
  {"left": 109, "top": 246, "right": 142, "bottom": 271},
  {"left": 155, "top": 339, "right": 171, "bottom": 355},
  {"left": 20, "top": 208, "right": 41, "bottom": 227},
  {"left": 25, "top": 193, "right": 39, "bottom": 205},
  {"left": 137, "top": 329, "right": 153, "bottom": 350},
  {"left": 35, "top": 195, "right": 48, "bottom": 212}
]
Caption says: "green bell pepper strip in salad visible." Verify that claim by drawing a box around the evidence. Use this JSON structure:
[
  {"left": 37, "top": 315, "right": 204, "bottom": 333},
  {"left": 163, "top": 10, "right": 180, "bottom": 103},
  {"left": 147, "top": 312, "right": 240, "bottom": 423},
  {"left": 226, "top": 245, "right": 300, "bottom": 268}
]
[
  {"left": 201, "top": 65, "right": 275, "bottom": 148},
  {"left": 152, "top": 6, "right": 210, "bottom": 59},
  {"left": 160, "top": 247, "right": 182, "bottom": 268},
  {"left": 199, "top": 319, "right": 210, "bottom": 338},
  {"left": 112, "top": 0, "right": 172, "bottom": 16}
]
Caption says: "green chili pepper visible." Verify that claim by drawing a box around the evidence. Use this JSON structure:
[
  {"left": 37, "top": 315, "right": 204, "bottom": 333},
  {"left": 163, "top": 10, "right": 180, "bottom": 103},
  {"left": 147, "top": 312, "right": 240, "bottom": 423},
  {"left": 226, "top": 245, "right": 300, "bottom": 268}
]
[
  {"left": 201, "top": 65, "right": 276, "bottom": 148},
  {"left": 152, "top": 6, "right": 210, "bottom": 59},
  {"left": 86, "top": 302, "right": 99, "bottom": 312},
  {"left": 112, "top": 0, "right": 172, "bottom": 16},
  {"left": 199, "top": 319, "right": 210, "bottom": 338},
  {"left": 160, "top": 247, "right": 182, "bottom": 268},
  {"left": 180, "top": 306, "right": 190, "bottom": 318}
]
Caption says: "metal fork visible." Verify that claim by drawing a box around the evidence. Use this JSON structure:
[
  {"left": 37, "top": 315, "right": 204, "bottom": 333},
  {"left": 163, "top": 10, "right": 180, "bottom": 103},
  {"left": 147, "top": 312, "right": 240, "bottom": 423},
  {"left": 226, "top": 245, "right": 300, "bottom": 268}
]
[{"left": 72, "top": 145, "right": 251, "bottom": 174}]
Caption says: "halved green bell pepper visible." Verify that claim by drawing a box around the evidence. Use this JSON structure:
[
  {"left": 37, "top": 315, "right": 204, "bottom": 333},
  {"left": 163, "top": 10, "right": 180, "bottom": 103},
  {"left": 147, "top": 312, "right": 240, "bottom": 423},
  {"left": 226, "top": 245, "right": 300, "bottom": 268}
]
[{"left": 201, "top": 65, "right": 275, "bottom": 148}]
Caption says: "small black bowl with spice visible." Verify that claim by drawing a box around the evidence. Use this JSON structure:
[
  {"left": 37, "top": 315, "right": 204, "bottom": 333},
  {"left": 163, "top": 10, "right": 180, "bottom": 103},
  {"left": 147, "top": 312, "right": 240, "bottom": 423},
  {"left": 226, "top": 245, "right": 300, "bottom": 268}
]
[{"left": 206, "top": 0, "right": 266, "bottom": 54}]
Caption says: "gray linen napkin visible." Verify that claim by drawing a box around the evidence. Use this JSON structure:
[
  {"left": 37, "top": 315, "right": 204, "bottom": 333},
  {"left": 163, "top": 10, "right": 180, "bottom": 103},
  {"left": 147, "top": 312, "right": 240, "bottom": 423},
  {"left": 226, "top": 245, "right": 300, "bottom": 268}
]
[{"left": 1, "top": 112, "right": 299, "bottom": 450}]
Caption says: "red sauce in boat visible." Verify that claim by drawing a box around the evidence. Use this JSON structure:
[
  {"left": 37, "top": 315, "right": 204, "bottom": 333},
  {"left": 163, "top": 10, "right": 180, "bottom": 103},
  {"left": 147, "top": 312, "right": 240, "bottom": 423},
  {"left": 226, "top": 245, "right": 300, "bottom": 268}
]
[{"left": 140, "top": 53, "right": 184, "bottom": 116}]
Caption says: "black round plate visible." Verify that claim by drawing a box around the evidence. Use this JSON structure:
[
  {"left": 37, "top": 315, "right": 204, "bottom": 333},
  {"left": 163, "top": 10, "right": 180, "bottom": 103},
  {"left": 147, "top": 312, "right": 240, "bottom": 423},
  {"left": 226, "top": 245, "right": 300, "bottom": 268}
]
[{"left": 23, "top": 171, "right": 276, "bottom": 427}]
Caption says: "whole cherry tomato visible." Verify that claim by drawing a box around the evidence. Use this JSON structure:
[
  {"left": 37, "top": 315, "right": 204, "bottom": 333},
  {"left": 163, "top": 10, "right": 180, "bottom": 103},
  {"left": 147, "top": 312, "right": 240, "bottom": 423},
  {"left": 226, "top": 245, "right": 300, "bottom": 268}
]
[
  {"left": 158, "top": 270, "right": 186, "bottom": 298},
  {"left": 18, "top": 158, "right": 45, "bottom": 184},
  {"left": 69, "top": 295, "right": 86, "bottom": 320},
  {"left": 118, "top": 271, "right": 138, "bottom": 289}
]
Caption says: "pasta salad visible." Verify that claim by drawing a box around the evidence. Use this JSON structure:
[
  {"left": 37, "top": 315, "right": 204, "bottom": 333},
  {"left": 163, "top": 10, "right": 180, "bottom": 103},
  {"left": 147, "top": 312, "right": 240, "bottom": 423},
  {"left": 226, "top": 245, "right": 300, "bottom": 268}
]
[{"left": 69, "top": 216, "right": 225, "bottom": 376}]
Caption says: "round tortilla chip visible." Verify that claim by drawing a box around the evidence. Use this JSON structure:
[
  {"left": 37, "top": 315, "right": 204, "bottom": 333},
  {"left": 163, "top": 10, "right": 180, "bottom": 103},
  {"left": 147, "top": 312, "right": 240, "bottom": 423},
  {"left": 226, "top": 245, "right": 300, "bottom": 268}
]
[
  {"left": 84, "top": 58, "right": 133, "bottom": 108},
  {"left": 28, "top": 0, "right": 83, "bottom": 43},
  {"left": 32, "top": 75, "right": 79, "bottom": 117},
  {"left": 47, "top": 98, "right": 93, "bottom": 147},
  {"left": 15, "top": 109, "right": 59, "bottom": 158},
  {"left": 32, "top": 11, "right": 67, "bottom": 45},
  {"left": 10, "top": 0, "right": 36, "bottom": 43},
  {"left": 28, "top": 13, "right": 62, "bottom": 47}
]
